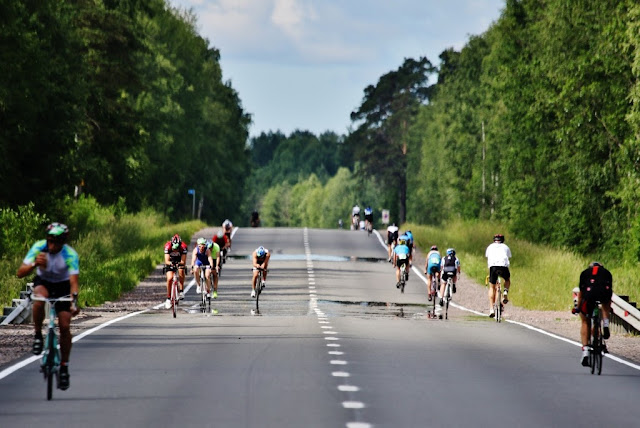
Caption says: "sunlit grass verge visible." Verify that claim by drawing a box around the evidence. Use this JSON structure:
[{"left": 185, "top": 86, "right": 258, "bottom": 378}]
[
  {"left": 1, "top": 210, "right": 205, "bottom": 308},
  {"left": 404, "top": 220, "right": 640, "bottom": 311}
]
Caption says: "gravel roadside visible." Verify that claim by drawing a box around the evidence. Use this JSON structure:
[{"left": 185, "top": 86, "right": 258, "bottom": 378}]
[{"left": 2, "top": 237, "right": 639, "bottom": 369}]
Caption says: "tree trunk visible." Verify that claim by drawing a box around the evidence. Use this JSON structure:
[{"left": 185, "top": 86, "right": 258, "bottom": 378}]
[{"left": 399, "top": 172, "right": 407, "bottom": 224}]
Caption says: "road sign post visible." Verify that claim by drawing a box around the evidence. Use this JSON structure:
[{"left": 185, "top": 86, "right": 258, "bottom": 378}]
[
  {"left": 188, "top": 189, "right": 195, "bottom": 218},
  {"left": 382, "top": 209, "right": 390, "bottom": 225}
]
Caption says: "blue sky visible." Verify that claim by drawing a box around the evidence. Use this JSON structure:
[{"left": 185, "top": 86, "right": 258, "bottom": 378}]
[{"left": 168, "top": 0, "right": 505, "bottom": 137}]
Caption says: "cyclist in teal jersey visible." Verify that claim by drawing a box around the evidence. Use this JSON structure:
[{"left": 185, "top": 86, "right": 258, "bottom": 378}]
[{"left": 16, "top": 223, "right": 79, "bottom": 391}]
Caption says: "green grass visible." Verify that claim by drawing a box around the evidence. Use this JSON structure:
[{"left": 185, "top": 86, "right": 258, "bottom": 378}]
[
  {"left": 404, "top": 220, "right": 640, "bottom": 311},
  {"left": 1, "top": 210, "right": 205, "bottom": 309}
]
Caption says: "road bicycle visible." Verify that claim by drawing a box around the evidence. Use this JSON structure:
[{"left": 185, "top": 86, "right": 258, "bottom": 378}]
[
  {"left": 588, "top": 301, "right": 606, "bottom": 375},
  {"left": 255, "top": 267, "right": 267, "bottom": 311},
  {"left": 164, "top": 264, "right": 183, "bottom": 318},
  {"left": 398, "top": 262, "right": 408, "bottom": 293},
  {"left": 195, "top": 265, "right": 211, "bottom": 313},
  {"left": 440, "top": 275, "right": 455, "bottom": 320},
  {"left": 30, "top": 292, "right": 74, "bottom": 400},
  {"left": 494, "top": 277, "right": 503, "bottom": 322}
]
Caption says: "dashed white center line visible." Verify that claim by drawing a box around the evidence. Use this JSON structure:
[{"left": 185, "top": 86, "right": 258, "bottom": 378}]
[
  {"left": 338, "top": 385, "right": 360, "bottom": 392},
  {"left": 343, "top": 402, "right": 365, "bottom": 409}
]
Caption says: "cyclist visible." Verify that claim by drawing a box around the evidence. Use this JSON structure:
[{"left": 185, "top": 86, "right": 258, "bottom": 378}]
[
  {"left": 164, "top": 234, "right": 187, "bottom": 308},
  {"left": 364, "top": 206, "right": 373, "bottom": 231},
  {"left": 439, "top": 248, "right": 461, "bottom": 307},
  {"left": 206, "top": 238, "right": 221, "bottom": 299},
  {"left": 191, "top": 238, "right": 214, "bottom": 299},
  {"left": 393, "top": 235, "right": 411, "bottom": 288},
  {"left": 213, "top": 229, "right": 230, "bottom": 263},
  {"left": 386, "top": 222, "right": 399, "bottom": 262},
  {"left": 16, "top": 222, "right": 79, "bottom": 391},
  {"left": 352, "top": 204, "right": 361, "bottom": 230},
  {"left": 424, "top": 245, "right": 441, "bottom": 301},
  {"left": 251, "top": 246, "right": 271, "bottom": 298},
  {"left": 485, "top": 233, "right": 512, "bottom": 317},
  {"left": 404, "top": 230, "right": 415, "bottom": 267},
  {"left": 250, "top": 210, "right": 260, "bottom": 228},
  {"left": 222, "top": 219, "right": 233, "bottom": 248},
  {"left": 572, "top": 261, "right": 612, "bottom": 366}
]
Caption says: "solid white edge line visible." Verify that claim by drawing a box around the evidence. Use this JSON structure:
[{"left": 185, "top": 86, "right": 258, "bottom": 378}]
[
  {"left": 374, "top": 227, "right": 640, "bottom": 372},
  {"left": 0, "top": 308, "right": 149, "bottom": 380}
]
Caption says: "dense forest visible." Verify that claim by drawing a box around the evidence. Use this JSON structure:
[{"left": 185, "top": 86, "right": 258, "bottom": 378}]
[
  {"left": 5, "top": 0, "right": 640, "bottom": 262},
  {"left": 0, "top": 0, "right": 249, "bottom": 222}
]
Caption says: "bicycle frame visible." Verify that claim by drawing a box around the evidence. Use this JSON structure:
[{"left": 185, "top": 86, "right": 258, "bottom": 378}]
[
  {"left": 255, "top": 268, "right": 266, "bottom": 311},
  {"left": 31, "top": 293, "right": 73, "bottom": 400},
  {"left": 198, "top": 266, "right": 211, "bottom": 313},
  {"left": 494, "top": 278, "right": 502, "bottom": 322},
  {"left": 443, "top": 277, "right": 453, "bottom": 320},
  {"left": 165, "top": 264, "right": 182, "bottom": 318}
]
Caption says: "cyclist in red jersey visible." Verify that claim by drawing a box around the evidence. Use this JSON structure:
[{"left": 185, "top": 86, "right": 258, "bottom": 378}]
[
  {"left": 164, "top": 234, "right": 187, "bottom": 308},
  {"left": 213, "top": 229, "right": 230, "bottom": 261},
  {"left": 222, "top": 219, "right": 233, "bottom": 248}
]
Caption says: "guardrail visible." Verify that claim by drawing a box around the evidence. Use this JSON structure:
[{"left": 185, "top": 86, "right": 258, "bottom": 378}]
[{"left": 611, "top": 294, "right": 640, "bottom": 335}]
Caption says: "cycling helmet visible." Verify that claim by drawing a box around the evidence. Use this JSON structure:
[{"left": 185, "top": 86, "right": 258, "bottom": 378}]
[
  {"left": 216, "top": 230, "right": 224, "bottom": 238},
  {"left": 493, "top": 234, "right": 505, "bottom": 243},
  {"left": 446, "top": 248, "right": 455, "bottom": 256},
  {"left": 398, "top": 237, "right": 407, "bottom": 246},
  {"left": 589, "top": 261, "right": 603, "bottom": 268},
  {"left": 46, "top": 222, "right": 69, "bottom": 243},
  {"left": 197, "top": 237, "right": 207, "bottom": 246},
  {"left": 430, "top": 245, "right": 438, "bottom": 251},
  {"left": 223, "top": 219, "right": 232, "bottom": 229},
  {"left": 171, "top": 234, "right": 182, "bottom": 250},
  {"left": 256, "top": 246, "right": 266, "bottom": 258}
]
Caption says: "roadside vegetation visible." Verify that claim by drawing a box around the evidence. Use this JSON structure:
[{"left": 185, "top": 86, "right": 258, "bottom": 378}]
[
  {"left": 405, "top": 221, "right": 640, "bottom": 311},
  {"left": 0, "top": 197, "right": 204, "bottom": 308}
]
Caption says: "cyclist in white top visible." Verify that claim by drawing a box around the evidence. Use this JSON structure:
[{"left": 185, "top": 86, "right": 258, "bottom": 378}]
[
  {"left": 386, "top": 223, "right": 399, "bottom": 262},
  {"left": 351, "top": 205, "right": 361, "bottom": 230},
  {"left": 485, "top": 233, "right": 512, "bottom": 317}
]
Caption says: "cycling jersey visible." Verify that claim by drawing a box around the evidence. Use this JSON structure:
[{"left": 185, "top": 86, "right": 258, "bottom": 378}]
[
  {"left": 578, "top": 264, "right": 613, "bottom": 314},
  {"left": 427, "top": 250, "right": 441, "bottom": 274},
  {"left": 213, "top": 234, "right": 229, "bottom": 249},
  {"left": 387, "top": 225, "right": 399, "bottom": 245},
  {"left": 394, "top": 244, "right": 410, "bottom": 265},
  {"left": 193, "top": 246, "right": 210, "bottom": 266},
  {"left": 24, "top": 240, "right": 79, "bottom": 283},
  {"left": 352, "top": 206, "right": 360, "bottom": 216},
  {"left": 441, "top": 255, "right": 459, "bottom": 279},
  {"left": 485, "top": 242, "right": 511, "bottom": 267},
  {"left": 164, "top": 241, "right": 188, "bottom": 264},
  {"left": 207, "top": 241, "right": 221, "bottom": 260}
]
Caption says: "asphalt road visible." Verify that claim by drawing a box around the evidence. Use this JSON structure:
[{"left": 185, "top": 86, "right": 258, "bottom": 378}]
[{"left": 1, "top": 227, "right": 639, "bottom": 427}]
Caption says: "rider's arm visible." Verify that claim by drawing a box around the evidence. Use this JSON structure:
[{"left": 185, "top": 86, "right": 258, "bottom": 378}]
[
  {"left": 164, "top": 253, "right": 171, "bottom": 265},
  {"left": 207, "top": 249, "right": 214, "bottom": 266},
  {"left": 191, "top": 248, "right": 197, "bottom": 269}
]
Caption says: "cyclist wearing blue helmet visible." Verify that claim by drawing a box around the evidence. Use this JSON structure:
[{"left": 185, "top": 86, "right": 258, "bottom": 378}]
[
  {"left": 439, "top": 248, "right": 461, "bottom": 307},
  {"left": 251, "top": 246, "right": 270, "bottom": 298}
]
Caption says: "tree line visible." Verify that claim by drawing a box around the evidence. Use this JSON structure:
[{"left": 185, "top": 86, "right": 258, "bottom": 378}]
[
  {"left": 343, "top": 0, "right": 640, "bottom": 260},
  {"left": 0, "top": 0, "right": 250, "bottom": 222}
]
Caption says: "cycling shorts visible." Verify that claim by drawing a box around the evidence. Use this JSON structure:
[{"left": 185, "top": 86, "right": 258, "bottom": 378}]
[
  {"left": 489, "top": 266, "right": 510, "bottom": 284},
  {"left": 387, "top": 233, "right": 398, "bottom": 245},
  {"left": 442, "top": 266, "right": 457, "bottom": 281},
  {"left": 396, "top": 257, "right": 409, "bottom": 268},
  {"left": 194, "top": 259, "right": 211, "bottom": 267},
  {"left": 365, "top": 214, "right": 373, "bottom": 222},
  {"left": 34, "top": 276, "right": 71, "bottom": 312},
  {"left": 578, "top": 285, "right": 612, "bottom": 316},
  {"left": 427, "top": 264, "right": 440, "bottom": 275}
]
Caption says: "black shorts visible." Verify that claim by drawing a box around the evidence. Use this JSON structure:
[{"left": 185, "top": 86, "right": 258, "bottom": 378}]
[
  {"left": 365, "top": 214, "right": 373, "bottom": 222},
  {"left": 396, "top": 258, "right": 409, "bottom": 268},
  {"left": 34, "top": 276, "right": 71, "bottom": 312},
  {"left": 442, "top": 266, "right": 457, "bottom": 281},
  {"left": 489, "top": 266, "right": 510, "bottom": 284},
  {"left": 387, "top": 233, "right": 398, "bottom": 245},
  {"left": 579, "top": 285, "right": 613, "bottom": 316}
]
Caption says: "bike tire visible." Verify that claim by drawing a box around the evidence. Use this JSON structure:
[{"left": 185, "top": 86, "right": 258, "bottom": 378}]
[
  {"left": 172, "top": 281, "right": 177, "bottom": 318},
  {"left": 46, "top": 335, "right": 55, "bottom": 400},
  {"left": 255, "top": 280, "right": 261, "bottom": 312},
  {"left": 590, "top": 323, "right": 598, "bottom": 374}
]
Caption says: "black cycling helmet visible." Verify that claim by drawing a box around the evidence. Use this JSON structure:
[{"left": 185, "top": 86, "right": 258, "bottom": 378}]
[
  {"left": 493, "top": 234, "right": 505, "bottom": 243},
  {"left": 46, "top": 222, "right": 69, "bottom": 243}
]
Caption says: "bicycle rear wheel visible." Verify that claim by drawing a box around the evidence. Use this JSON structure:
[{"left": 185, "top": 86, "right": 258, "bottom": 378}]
[
  {"left": 46, "top": 335, "right": 55, "bottom": 400},
  {"left": 590, "top": 323, "right": 599, "bottom": 374}
]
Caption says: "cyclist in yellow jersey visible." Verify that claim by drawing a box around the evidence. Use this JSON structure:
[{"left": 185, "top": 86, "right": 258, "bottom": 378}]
[{"left": 206, "top": 239, "right": 221, "bottom": 298}]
